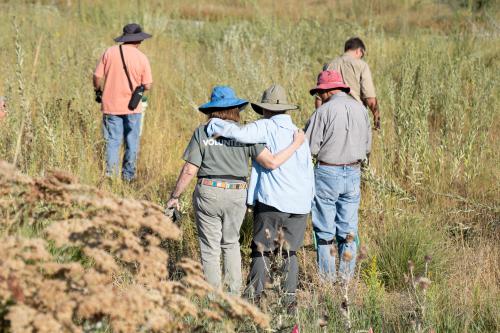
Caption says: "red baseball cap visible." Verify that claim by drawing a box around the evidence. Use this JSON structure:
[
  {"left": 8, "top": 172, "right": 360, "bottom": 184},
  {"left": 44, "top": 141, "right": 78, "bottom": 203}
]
[{"left": 309, "top": 70, "right": 350, "bottom": 95}]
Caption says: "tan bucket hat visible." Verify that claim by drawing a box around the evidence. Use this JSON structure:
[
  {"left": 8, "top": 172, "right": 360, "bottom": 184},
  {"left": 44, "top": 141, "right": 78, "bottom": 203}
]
[{"left": 251, "top": 84, "right": 298, "bottom": 115}]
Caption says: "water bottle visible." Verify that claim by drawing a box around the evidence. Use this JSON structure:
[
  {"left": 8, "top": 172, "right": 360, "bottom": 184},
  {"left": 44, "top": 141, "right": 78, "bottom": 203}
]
[{"left": 128, "top": 85, "right": 145, "bottom": 110}]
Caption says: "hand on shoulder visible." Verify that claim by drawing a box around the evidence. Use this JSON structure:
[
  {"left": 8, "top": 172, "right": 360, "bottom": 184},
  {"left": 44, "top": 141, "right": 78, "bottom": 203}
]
[
  {"left": 293, "top": 129, "right": 305, "bottom": 147},
  {"left": 205, "top": 117, "right": 229, "bottom": 137}
]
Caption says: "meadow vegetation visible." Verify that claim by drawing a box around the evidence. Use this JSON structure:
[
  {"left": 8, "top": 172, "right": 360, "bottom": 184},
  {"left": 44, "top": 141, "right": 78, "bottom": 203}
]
[{"left": 0, "top": 0, "right": 499, "bottom": 332}]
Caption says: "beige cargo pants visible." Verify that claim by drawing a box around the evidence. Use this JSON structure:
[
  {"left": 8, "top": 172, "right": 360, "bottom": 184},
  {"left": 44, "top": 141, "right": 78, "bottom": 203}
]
[{"left": 192, "top": 182, "right": 247, "bottom": 295}]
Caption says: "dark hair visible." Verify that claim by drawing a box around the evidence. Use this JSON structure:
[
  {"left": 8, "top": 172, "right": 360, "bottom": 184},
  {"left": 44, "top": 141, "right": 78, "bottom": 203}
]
[
  {"left": 208, "top": 108, "right": 240, "bottom": 122},
  {"left": 344, "top": 37, "right": 366, "bottom": 52},
  {"left": 262, "top": 110, "right": 286, "bottom": 117}
]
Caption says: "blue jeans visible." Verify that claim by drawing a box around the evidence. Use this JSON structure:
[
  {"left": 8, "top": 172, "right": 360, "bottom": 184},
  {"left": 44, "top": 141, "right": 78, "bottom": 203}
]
[
  {"left": 102, "top": 114, "right": 142, "bottom": 181},
  {"left": 312, "top": 165, "right": 361, "bottom": 281}
]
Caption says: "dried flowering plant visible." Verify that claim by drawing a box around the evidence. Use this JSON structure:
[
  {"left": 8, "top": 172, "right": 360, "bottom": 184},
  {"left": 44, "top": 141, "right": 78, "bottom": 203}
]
[
  {"left": 0, "top": 161, "right": 269, "bottom": 332},
  {"left": 406, "top": 256, "right": 433, "bottom": 333}
]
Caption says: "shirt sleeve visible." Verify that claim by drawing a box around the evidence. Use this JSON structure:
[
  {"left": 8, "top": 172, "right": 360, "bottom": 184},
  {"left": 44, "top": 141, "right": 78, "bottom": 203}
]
[
  {"left": 304, "top": 110, "right": 325, "bottom": 156},
  {"left": 182, "top": 129, "right": 202, "bottom": 167},
  {"left": 249, "top": 143, "right": 266, "bottom": 159},
  {"left": 141, "top": 56, "right": 153, "bottom": 85},
  {"left": 360, "top": 63, "right": 376, "bottom": 99},
  {"left": 206, "top": 118, "right": 268, "bottom": 144},
  {"left": 94, "top": 51, "right": 107, "bottom": 79}
]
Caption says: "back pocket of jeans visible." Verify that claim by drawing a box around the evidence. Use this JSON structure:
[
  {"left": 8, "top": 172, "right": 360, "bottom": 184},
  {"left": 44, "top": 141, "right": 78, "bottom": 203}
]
[
  {"left": 346, "top": 176, "right": 361, "bottom": 196},
  {"left": 315, "top": 175, "right": 340, "bottom": 199}
]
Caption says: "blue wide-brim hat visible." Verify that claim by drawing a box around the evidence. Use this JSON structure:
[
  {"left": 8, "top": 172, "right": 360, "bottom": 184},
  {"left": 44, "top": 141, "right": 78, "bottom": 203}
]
[{"left": 198, "top": 86, "right": 248, "bottom": 114}]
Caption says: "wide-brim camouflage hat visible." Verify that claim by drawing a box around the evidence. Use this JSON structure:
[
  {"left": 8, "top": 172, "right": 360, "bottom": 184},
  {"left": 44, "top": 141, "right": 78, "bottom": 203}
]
[
  {"left": 114, "top": 23, "right": 152, "bottom": 43},
  {"left": 251, "top": 84, "right": 298, "bottom": 115}
]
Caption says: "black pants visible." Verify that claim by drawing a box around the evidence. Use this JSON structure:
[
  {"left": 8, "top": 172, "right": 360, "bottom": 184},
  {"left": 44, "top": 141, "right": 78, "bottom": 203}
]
[{"left": 245, "top": 201, "right": 307, "bottom": 298}]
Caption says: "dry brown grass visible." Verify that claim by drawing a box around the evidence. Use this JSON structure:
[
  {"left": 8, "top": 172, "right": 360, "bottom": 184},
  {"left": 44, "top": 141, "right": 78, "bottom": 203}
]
[{"left": 0, "top": 161, "right": 269, "bottom": 332}]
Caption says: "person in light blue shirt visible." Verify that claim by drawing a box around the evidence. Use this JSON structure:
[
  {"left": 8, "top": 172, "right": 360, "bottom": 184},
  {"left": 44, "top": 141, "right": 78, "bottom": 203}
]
[{"left": 206, "top": 84, "right": 314, "bottom": 311}]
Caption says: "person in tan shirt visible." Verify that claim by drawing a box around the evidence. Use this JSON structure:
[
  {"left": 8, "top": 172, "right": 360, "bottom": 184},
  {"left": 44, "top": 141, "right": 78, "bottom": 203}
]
[{"left": 319, "top": 37, "right": 380, "bottom": 130}]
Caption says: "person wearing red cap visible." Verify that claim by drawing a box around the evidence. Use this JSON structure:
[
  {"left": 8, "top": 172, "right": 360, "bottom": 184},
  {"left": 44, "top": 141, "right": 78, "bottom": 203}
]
[{"left": 305, "top": 70, "right": 372, "bottom": 282}]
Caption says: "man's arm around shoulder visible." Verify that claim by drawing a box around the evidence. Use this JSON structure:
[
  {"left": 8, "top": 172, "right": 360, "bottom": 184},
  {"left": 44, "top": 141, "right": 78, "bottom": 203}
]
[{"left": 255, "top": 130, "right": 305, "bottom": 170}]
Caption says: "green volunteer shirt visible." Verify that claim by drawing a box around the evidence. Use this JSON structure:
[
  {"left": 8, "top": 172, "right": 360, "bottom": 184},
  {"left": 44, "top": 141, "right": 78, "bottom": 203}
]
[{"left": 182, "top": 123, "right": 265, "bottom": 178}]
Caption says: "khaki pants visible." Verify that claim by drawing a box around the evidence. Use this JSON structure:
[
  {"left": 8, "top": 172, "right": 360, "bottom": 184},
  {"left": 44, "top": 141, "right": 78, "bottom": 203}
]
[{"left": 192, "top": 183, "right": 247, "bottom": 295}]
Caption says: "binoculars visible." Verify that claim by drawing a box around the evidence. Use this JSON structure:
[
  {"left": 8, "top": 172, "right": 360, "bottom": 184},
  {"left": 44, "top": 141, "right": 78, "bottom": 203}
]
[{"left": 95, "top": 89, "right": 103, "bottom": 103}]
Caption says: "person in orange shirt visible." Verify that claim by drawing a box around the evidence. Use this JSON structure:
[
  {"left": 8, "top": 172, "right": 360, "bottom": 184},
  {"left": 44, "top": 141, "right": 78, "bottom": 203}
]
[{"left": 93, "top": 23, "right": 153, "bottom": 182}]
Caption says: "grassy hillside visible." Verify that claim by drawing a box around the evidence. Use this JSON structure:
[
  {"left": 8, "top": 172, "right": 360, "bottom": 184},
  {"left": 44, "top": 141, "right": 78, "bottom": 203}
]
[{"left": 0, "top": 0, "right": 499, "bottom": 332}]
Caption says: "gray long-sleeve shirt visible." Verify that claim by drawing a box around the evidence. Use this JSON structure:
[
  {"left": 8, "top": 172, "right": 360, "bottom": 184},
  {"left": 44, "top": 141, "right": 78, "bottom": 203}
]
[{"left": 305, "top": 92, "right": 371, "bottom": 164}]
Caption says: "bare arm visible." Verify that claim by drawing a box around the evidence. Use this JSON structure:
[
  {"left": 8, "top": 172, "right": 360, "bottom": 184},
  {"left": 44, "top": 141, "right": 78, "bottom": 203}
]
[
  {"left": 360, "top": 62, "right": 379, "bottom": 130},
  {"left": 93, "top": 75, "right": 103, "bottom": 91},
  {"left": 364, "top": 97, "right": 380, "bottom": 130},
  {"left": 144, "top": 83, "right": 152, "bottom": 90},
  {"left": 255, "top": 130, "right": 305, "bottom": 170},
  {"left": 166, "top": 162, "right": 199, "bottom": 209}
]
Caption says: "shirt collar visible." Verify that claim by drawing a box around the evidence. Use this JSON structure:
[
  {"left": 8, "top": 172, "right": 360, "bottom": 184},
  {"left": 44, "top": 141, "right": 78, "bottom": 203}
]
[
  {"left": 332, "top": 91, "right": 348, "bottom": 98},
  {"left": 342, "top": 52, "right": 355, "bottom": 59},
  {"left": 325, "top": 91, "right": 348, "bottom": 103}
]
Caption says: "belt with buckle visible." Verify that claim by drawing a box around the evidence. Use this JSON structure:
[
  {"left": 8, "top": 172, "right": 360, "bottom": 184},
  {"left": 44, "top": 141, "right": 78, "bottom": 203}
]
[
  {"left": 318, "top": 160, "right": 361, "bottom": 167},
  {"left": 198, "top": 178, "right": 247, "bottom": 189}
]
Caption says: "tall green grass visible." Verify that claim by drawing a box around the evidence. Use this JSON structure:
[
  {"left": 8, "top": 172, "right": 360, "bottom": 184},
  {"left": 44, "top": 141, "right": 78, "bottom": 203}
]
[{"left": 0, "top": 0, "right": 498, "bottom": 331}]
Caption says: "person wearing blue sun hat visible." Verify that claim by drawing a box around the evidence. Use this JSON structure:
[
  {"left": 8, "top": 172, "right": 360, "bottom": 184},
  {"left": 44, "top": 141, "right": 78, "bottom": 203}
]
[
  {"left": 166, "top": 85, "right": 305, "bottom": 295},
  {"left": 197, "top": 86, "right": 248, "bottom": 114}
]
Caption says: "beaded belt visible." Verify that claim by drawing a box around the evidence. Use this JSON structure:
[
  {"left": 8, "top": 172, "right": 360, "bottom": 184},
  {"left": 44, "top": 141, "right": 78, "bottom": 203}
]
[{"left": 198, "top": 178, "right": 247, "bottom": 190}]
